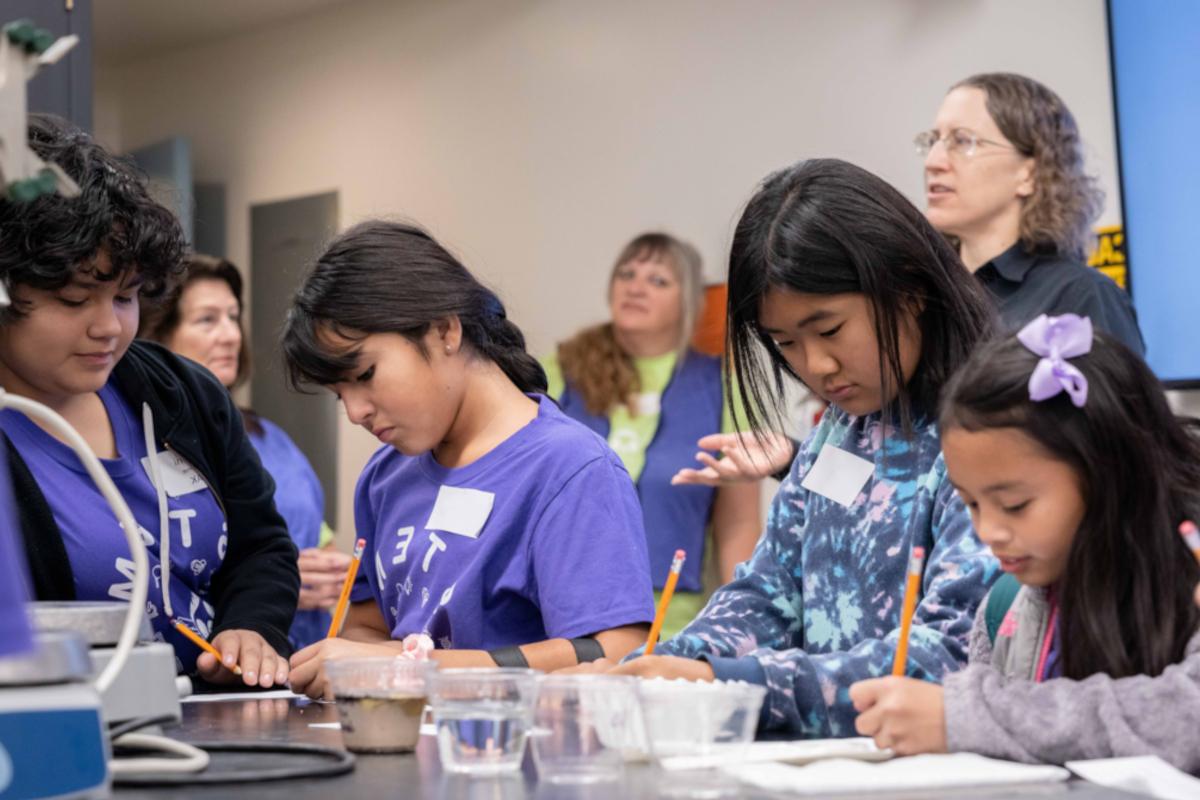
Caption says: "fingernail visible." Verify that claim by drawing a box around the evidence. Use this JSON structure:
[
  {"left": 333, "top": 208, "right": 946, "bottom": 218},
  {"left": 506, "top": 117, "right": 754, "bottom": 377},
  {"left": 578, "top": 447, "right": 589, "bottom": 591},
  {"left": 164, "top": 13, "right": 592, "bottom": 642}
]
[
  {"left": 245, "top": 671, "right": 256, "bottom": 682},
  {"left": 224, "top": 655, "right": 235, "bottom": 666}
]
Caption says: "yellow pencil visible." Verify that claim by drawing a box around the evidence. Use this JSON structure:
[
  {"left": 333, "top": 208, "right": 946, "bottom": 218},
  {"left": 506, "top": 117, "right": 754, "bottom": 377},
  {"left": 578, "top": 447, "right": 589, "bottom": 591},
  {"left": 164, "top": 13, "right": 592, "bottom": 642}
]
[
  {"left": 645, "top": 549, "right": 686, "bottom": 656},
  {"left": 892, "top": 546, "right": 925, "bottom": 677},
  {"left": 326, "top": 538, "right": 366, "bottom": 639},
  {"left": 1179, "top": 521, "right": 1200, "bottom": 563},
  {"left": 174, "top": 620, "right": 242, "bottom": 675}
]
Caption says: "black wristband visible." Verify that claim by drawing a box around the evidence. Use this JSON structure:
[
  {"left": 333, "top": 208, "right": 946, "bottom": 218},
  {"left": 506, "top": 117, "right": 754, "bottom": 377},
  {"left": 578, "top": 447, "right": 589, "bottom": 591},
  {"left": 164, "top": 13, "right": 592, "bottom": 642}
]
[
  {"left": 770, "top": 438, "right": 801, "bottom": 483},
  {"left": 489, "top": 645, "right": 529, "bottom": 668},
  {"left": 569, "top": 637, "right": 605, "bottom": 664}
]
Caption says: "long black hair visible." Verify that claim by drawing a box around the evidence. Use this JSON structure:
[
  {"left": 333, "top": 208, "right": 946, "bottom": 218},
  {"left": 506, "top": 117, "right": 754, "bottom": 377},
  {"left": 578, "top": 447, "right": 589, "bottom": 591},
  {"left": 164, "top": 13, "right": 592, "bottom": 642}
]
[
  {"left": 726, "top": 159, "right": 994, "bottom": 435},
  {"left": 282, "top": 220, "right": 546, "bottom": 396},
  {"left": 941, "top": 331, "right": 1200, "bottom": 679},
  {"left": 0, "top": 115, "right": 185, "bottom": 321}
]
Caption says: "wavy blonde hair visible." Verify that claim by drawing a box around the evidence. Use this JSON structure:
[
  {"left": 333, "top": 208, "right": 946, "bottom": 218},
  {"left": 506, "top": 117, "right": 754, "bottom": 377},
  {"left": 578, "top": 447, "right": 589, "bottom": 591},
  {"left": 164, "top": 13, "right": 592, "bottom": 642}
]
[
  {"left": 558, "top": 233, "right": 703, "bottom": 416},
  {"left": 955, "top": 73, "right": 1104, "bottom": 259}
]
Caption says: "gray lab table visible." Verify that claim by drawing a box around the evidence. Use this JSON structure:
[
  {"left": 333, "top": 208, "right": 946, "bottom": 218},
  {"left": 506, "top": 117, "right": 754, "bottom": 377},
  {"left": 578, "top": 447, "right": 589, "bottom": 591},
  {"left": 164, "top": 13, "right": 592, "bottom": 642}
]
[{"left": 111, "top": 695, "right": 1149, "bottom": 799}]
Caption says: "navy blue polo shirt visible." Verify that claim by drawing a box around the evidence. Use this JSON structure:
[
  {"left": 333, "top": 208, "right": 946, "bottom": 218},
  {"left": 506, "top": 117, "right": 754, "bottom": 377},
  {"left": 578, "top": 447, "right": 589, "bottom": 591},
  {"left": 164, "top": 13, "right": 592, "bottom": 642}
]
[{"left": 976, "top": 242, "right": 1145, "bottom": 356}]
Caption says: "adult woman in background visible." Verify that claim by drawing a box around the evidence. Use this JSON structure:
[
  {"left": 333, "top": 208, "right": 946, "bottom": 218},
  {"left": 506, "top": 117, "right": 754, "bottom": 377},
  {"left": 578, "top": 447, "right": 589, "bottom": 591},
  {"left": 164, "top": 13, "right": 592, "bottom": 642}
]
[
  {"left": 680, "top": 72, "right": 1146, "bottom": 489},
  {"left": 140, "top": 255, "right": 349, "bottom": 649},
  {"left": 544, "top": 233, "right": 761, "bottom": 638},
  {"left": 918, "top": 71, "right": 1143, "bottom": 351}
]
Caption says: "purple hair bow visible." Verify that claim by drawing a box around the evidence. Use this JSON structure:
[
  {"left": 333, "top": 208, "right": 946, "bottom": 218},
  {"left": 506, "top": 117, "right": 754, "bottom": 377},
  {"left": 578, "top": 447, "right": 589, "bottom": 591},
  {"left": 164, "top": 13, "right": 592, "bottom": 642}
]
[{"left": 1016, "top": 314, "right": 1093, "bottom": 407}]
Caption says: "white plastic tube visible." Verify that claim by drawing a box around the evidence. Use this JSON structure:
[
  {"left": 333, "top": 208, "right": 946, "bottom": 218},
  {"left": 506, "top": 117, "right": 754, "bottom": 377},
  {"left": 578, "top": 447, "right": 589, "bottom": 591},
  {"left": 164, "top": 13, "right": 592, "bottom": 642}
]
[{"left": 0, "top": 389, "right": 148, "bottom": 695}]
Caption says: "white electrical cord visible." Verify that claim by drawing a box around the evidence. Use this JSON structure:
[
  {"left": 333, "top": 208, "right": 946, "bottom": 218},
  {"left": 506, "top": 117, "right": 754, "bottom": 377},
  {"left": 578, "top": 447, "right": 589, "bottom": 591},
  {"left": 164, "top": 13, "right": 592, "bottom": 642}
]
[
  {"left": 109, "top": 733, "right": 210, "bottom": 774},
  {"left": 0, "top": 388, "right": 148, "bottom": 695}
]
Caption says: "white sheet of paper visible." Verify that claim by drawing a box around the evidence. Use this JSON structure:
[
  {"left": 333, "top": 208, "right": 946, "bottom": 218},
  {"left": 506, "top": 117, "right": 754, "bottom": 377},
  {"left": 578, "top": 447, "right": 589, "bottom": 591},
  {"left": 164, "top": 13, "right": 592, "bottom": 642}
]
[
  {"left": 800, "top": 444, "right": 875, "bottom": 507},
  {"left": 1067, "top": 756, "right": 1200, "bottom": 800},
  {"left": 424, "top": 485, "right": 495, "bottom": 539},
  {"left": 182, "top": 689, "right": 305, "bottom": 703},
  {"left": 725, "top": 753, "right": 1069, "bottom": 795},
  {"left": 308, "top": 722, "right": 342, "bottom": 729},
  {"left": 661, "top": 738, "right": 890, "bottom": 771},
  {"left": 141, "top": 450, "right": 208, "bottom": 497}
]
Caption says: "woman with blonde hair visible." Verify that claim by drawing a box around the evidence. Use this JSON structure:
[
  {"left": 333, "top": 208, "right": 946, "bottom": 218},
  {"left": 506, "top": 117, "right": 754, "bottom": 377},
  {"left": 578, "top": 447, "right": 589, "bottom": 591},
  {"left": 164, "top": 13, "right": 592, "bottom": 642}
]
[{"left": 544, "top": 233, "right": 761, "bottom": 638}]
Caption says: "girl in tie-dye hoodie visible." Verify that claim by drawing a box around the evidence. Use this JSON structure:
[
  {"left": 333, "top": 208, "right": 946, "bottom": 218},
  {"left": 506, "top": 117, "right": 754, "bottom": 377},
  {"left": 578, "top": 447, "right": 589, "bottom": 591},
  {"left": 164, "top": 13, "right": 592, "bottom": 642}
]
[{"left": 595, "top": 159, "right": 1000, "bottom": 737}]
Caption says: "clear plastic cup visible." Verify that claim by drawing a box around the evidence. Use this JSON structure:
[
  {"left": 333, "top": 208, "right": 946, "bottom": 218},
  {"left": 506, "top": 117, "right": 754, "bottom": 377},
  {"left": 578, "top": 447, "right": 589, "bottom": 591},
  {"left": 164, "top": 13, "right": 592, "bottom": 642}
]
[
  {"left": 427, "top": 668, "right": 540, "bottom": 776},
  {"left": 326, "top": 657, "right": 434, "bottom": 753},
  {"left": 530, "top": 674, "right": 637, "bottom": 784},
  {"left": 637, "top": 678, "right": 766, "bottom": 798}
]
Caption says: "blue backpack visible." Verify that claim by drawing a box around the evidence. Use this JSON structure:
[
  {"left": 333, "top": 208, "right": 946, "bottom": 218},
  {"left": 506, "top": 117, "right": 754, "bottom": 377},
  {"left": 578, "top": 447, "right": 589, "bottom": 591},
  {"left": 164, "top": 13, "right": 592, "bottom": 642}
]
[{"left": 984, "top": 573, "right": 1022, "bottom": 645}]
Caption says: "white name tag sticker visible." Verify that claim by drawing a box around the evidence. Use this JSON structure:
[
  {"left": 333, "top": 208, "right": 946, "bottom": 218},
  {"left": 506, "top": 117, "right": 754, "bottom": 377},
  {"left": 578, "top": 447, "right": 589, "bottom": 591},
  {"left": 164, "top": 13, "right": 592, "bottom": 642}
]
[
  {"left": 141, "top": 450, "right": 207, "bottom": 498},
  {"left": 634, "top": 392, "right": 661, "bottom": 416},
  {"left": 424, "top": 485, "right": 495, "bottom": 539},
  {"left": 800, "top": 444, "right": 875, "bottom": 508}
]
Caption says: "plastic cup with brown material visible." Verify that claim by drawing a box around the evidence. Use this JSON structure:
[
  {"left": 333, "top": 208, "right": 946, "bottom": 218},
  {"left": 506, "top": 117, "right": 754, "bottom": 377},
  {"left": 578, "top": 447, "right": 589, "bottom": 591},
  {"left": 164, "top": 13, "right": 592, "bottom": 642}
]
[{"left": 326, "top": 657, "right": 435, "bottom": 753}]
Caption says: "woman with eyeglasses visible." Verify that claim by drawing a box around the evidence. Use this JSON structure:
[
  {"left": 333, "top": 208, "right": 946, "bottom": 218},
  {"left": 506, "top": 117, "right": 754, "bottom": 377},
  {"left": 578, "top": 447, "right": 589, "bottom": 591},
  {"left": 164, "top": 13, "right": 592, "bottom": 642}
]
[
  {"left": 675, "top": 73, "right": 1143, "bottom": 490},
  {"left": 916, "top": 72, "right": 1143, "bottom": 353}
]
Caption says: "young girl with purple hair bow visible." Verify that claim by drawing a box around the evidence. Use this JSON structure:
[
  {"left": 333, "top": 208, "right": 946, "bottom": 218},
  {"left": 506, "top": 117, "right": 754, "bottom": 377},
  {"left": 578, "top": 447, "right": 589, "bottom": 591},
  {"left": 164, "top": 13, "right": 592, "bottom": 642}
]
[{"left": 851, "top": 313, "right": 1200, "bottom": 772}]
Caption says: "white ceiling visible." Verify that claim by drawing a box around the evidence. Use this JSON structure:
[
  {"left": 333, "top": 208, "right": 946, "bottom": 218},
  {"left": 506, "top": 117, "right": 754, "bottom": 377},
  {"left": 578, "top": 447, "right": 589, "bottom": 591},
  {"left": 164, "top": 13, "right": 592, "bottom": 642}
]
[{"left": 93, "top": 0, "right": 360, "bottom": 65}]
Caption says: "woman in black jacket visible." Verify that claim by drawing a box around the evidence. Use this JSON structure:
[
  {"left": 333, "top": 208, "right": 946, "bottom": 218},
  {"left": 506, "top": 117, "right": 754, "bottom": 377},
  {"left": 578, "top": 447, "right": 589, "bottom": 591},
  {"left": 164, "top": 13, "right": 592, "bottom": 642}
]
[{"left": 0, "top": 116, "right": 299, "bottom": 687}]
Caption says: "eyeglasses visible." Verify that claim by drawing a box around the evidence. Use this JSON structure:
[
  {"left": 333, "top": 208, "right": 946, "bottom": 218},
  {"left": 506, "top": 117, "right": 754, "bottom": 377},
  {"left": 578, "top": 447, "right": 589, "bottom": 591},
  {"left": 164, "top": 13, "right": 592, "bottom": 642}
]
[{"left": 913, "top": 128, "right": 1018, "bottom": 158}]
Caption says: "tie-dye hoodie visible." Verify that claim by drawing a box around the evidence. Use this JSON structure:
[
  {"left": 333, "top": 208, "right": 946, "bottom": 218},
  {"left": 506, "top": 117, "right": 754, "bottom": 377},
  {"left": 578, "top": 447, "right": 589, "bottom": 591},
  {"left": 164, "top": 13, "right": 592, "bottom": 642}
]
[{"left": 654, "top": 404, "right": 998, "bottom": 737}]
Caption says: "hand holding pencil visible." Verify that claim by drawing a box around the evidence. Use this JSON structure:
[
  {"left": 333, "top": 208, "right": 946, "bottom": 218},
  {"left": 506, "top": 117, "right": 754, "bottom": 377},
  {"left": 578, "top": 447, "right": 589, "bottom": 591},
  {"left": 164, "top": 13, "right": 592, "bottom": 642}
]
[{"left": 182, "top": 623, "right": 290, "bottom": 688}]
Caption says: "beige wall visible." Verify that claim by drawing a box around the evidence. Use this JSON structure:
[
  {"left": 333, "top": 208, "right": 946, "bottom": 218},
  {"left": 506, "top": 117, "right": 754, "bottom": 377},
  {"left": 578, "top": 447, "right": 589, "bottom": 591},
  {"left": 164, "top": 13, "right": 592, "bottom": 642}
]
[{"left": 95, "top": 0, "right": 1137, "bottom": 543}]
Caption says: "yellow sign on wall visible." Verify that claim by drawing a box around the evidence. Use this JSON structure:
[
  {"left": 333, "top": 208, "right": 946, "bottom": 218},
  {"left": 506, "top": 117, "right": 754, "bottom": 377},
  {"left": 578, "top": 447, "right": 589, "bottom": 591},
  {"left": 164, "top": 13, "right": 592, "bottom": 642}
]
[{"left": 1088, "top": 224, "right": 1127, "bottom": 290}]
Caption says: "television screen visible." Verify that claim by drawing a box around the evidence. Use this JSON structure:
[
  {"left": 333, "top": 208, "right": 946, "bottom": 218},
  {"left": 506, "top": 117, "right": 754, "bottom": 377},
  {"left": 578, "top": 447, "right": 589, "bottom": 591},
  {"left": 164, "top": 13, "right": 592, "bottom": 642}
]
[{"left": 1107, "top": 0, "right": 1200, "bottom": 385}]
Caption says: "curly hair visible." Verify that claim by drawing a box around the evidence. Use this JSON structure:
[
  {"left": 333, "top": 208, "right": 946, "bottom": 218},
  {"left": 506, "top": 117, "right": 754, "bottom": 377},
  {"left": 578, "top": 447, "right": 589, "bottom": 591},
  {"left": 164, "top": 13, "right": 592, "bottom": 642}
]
[
  {"left": 954, "top": 73, "right": 1104, "bottom": 259},
  {"left": 557, "top": 232, "right": 703, "bottom": 416},
  {"left": 0, "top": 114, "right": 185, "bottom": 321}
]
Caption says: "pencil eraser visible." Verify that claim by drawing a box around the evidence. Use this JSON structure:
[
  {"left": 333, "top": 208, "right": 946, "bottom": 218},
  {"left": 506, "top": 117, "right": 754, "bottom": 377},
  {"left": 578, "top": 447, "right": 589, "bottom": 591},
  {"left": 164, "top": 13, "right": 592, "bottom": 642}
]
[
  {"left": 674, "top": 549, "right": 686, "bottom": 559},
  {"left": 912, "top": 546, "right": 925, "bottom": 559}
]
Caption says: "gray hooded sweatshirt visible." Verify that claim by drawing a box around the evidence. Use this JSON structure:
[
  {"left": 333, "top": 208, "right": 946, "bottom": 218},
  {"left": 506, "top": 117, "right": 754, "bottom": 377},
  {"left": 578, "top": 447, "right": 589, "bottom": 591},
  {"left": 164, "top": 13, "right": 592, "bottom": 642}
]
[{"left": 944, "top": 584, "right": 1200, "bottom": 773}]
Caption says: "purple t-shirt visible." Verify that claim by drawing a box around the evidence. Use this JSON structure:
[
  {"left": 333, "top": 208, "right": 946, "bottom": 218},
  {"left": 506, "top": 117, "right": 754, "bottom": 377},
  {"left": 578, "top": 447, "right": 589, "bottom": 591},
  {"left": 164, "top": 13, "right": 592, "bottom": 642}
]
[
  {"left": 0, "top": 447, "right": 34, "bottom": 657},
  {"left": 0, "top": 382, "right": 227, "bottom": 673},
  {"left": 351, "top": 395, "right": 655, "bottom": 650},
  {"left": 248, "top": 416, "right": 328, "bottom": 648}
]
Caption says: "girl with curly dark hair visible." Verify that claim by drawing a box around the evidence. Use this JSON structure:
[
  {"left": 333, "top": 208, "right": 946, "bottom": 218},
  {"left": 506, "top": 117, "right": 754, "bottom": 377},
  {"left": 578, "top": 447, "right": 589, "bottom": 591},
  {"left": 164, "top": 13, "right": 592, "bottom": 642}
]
[{"left": 0, "top": 116, "right": 299, "bottom": 688}]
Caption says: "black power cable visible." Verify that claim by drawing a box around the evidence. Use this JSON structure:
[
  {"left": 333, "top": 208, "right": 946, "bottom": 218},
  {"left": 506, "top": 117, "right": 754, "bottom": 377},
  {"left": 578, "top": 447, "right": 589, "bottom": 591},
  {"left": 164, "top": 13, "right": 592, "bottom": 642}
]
[{"left": 108, "top": 715, "right": 356, "bottom": 785}]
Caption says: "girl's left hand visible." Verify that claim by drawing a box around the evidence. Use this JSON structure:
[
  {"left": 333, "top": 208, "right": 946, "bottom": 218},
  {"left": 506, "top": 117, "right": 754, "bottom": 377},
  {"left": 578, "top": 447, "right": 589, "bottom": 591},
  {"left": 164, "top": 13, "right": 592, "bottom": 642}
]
[
  {"left": 608, "top": 654, "right": 715, "bottom": 682},
  {"left": 849, "top": 676, "right": 947, "bottom": 755},
  {"left": 196, "top": 629, "right": 290, "bottom": 689},
  {"left": 288, "top": 638, "right": 401, "bottom": 700}
]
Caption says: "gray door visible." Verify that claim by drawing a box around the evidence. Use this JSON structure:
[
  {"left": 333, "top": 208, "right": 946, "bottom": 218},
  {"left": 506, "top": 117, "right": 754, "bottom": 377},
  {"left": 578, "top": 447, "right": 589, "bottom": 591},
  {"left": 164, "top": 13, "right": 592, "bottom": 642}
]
[
  {"left": 128, "top": 137, "right": 193, "bottom": 245},
  {"left": 250, "top": 192, "right": 339, "bottom": 526}
]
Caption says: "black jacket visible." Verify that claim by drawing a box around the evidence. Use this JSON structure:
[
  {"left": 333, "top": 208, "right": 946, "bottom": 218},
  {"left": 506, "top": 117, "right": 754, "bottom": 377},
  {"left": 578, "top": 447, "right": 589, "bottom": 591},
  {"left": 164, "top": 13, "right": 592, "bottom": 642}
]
[{"left": 8, "top": 340, "right": 299, "bottom": 657}]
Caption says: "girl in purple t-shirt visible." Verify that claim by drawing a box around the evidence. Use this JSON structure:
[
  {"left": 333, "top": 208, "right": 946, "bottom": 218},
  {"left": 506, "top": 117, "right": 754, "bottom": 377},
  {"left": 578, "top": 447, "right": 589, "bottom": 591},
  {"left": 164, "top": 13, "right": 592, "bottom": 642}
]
[
  {"left": 0, "top": 116, "right": 299, "bottom": 687},
  {"left": 282, "top": 221, "right": 656, "bottom": 699}
]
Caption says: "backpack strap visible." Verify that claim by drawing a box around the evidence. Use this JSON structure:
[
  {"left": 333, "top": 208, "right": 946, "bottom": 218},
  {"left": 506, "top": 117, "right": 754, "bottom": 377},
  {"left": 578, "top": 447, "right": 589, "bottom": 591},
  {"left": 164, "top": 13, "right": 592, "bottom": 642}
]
[{"left": 985, "top": 573, "right": 1021, "bottom": 645}]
